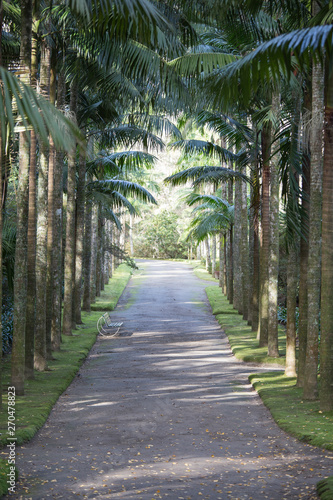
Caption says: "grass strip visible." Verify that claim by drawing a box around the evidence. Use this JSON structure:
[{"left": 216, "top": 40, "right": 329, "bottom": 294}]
[
  {"left": 91, "top": 264, "right": 133, "bottom": 311},
  {"left": 249, "top": 372, "right": 333, "bottom": 450},
  {"left": 317, "top": 477, "right": 333, "bottom": 500},
  {"left": 188, "top": 260, "right": 219, "bottom": 283},
  {"left": 203, "top": 277, "right": 333, "bottom": 497},
  {"left": 0, "top": 263, "right": 132, "bottom": 495},
  {"left": 206, "top": 286, "right": 286, "bottom": 365}
]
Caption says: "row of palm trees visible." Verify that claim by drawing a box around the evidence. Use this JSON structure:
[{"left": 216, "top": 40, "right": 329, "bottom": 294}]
[
  {"left": 1, "top": 0, "right": 333, "bottom": 413},
  {"left": 163, "top": 0, "right": 333, "bottom": 411},
  {"left": 1, "top": 0, "right": 188, "bottom": 401}
]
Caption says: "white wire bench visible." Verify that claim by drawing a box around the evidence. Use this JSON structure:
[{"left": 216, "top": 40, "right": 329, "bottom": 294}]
[{"left": 97, "top": 313, "right": 123, "bottom": 336}]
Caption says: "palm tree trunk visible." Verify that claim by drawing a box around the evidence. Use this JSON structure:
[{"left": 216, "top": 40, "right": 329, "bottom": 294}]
[
  {"left": 233, "top": 178, "right": 242, "bottom": 313},
  {"left": 24, "top": 15, "right": 38, "bottom": 379},
  {"left": 258, "top": 123, "right": 271, "bottom": 347},
  {"left": 11, "top": 0, "right": 33, "bottom": 393},
  {"left": 100, "top": 217, "right": 105, "bottom": 292},
  {"left": 62, "top": 81, "right": 78, "bottom": 336},
  {"left": 205, "top": 238, "right": 211, "bottom": 273},
  {"left": 319, "top": 68, "right": 333, "bottom": 411},
  {"left": 297, "top": 149, "right": 311, "bottom": 387},
  {"left": 90, "top": 205, "right": 98, "bottom": 303},
  {"left": 227, "top": 177, "right": 233, "bottom": 303},
  {"left": 51, "top": 69, "right": 65, "bottom": 350},
  {"left": 74, "top": 149, "right": 86, "bottom": 324},
  {"left": 211, "top": 234, "right": 216, "bottom": 277},
  {"left": 34, "top": 38, "right": 50, "bottom": 371},
  {"left": 96, "top": 215, "right": 103, "bottom": 297},
  {"left": 82, "top": 200, "right": 92, "bottom": 312},
  {"left": 268, "top": 93, "right": 280, "bottom": 357},
  {"left": 129, "top": 213, "right": 134, "bottom": 256},
  {"left": 0, "top": 122, "right": 4, "bottom": 406},
  {"left": 303, "top": 57, "right": 324, "bottom": 400},
  {"left": 219, "top": 232, "right": 224, "bottom": 289},
  {"left": 251, "top": 142, "right": 260, "bottom": 332},
  {"left": 45, "top": 49, "right": 57, "bottom": 360},
  {"left": 241, "top": 176, "right": 249, "bottom": 321},
  {"left": 25, "top": 130, "right": 37, "bottom": 378},
  {"left": 285, "top": 243, "right": 298, "bottom": 377}
]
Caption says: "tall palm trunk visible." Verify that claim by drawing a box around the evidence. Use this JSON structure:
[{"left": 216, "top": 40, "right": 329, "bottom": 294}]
[
  {"left": 51, "top": 69, "right": 65, "bottom": 350},
  {"left": 90, "top": 205, "right": 98, "bottom": 303},
  {"left": 82, "top": 200, "right": 92, "bottom": 312},
  {"left": 62, "top": 82, "right": 78, "bottom": 336},
  {"left": 297, "top": 129, "right": 311, "bottom": 387},
  {"left": 219, "top": 232, "right": 224, "bottom": 289},
  {"left": 241, "top": 176, "right": 249, "bottom": 321},
  {"left": 45, "top": 49, "right": 57, "bottom": 359},
  {"left": 11, "top": 0, "right": 33, "bottom": 393},
  {"left": 74, "top": 149, "right": 86, "bottom": 323},
  {"left": 25, "top": 130, "right": 37, "bottom": 378},
  {"left": 34, "top": 39, "right": 50, "bottom": 371},
  {"left": 211, "top": 234, "right": 216, "bottom": 277},
  {"left": 233, "top": 178, "right": 242, "bottom": 313},
  {"left": 25, "top": 16, "right": 38, "bottom": 379},
  {"left": 205, "top": 237, "right": 211, "bottom": 273},
  {"left": 227, "top": 177, "right": 234, "bottom": 304},
  {"left": 129, "top": 213, "right": 134, "bottom": 256},
  {"left": 319, "top": 68, "right": 333, "bottom": 411},
  {"left": 0, "top": 0, "right": 3, "bottom": 402},
  {"left": 0, "top": 126, "right": 3, "bottom": 406},
  {"left": 258, "top": 123, "right": 271, "bottom": 347},
  {"left": 285, "top": 242, "right": 298, "bottom": 377},
  {"left": 303, "top": 56, "right": 324, "bottom": 400},
  {"left": 250, "top": 134, "right": 260, "bottom": 332},
  {"left": 96, "top": 215, "right": 103, "bottom": 297},
  {"left": 268, "top": 94, "right": 280, "bottom": 357}
]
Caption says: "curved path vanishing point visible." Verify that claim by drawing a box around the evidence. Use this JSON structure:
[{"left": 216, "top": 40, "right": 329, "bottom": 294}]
[{"left": 9, "top": 260, "right": 333, "bottom": 500}]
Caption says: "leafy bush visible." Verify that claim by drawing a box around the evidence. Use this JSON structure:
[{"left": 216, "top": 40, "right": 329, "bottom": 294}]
[
  {"left": 133, "top": 210, "right": 188, "bottom": 259},
  {"left": 278, "top": 305, "right": 299, "bottom": 332},
  {"left": 2, "top": 294, "right": 13, "bottom": 355}
]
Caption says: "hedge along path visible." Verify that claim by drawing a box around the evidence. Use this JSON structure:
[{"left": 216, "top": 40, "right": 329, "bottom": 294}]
[{"left": 8, "top": 260, "right": 333, "bottom": 499}]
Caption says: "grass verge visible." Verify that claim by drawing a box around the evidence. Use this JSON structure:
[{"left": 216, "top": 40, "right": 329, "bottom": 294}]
[
  {"left": 0, "top": 263, "right": 132, "bottom": 496},
  {"left": 206, "top": 286, "right": 286, "bottom": 366},
  {"left": 188, "top": 260, "right": 219, "bottom": 283},
  {"left": 249, "top": 372, "right": 333, "bottom": 449}
]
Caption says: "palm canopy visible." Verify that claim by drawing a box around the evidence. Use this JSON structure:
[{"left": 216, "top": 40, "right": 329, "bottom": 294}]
[
  {"left": 184, "top": 193, "right": 233, "bottom": 243},
  {"left": 0, "top": 67, "right": 82, "bottom": 150},
  {"left": 203, "top": 25, "right": 333, "bottom": 107},
  {"left": 165, "top": 165, "right": 248, "bottom": 189}
]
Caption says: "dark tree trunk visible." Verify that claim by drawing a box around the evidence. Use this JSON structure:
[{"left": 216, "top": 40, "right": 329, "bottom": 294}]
[
  {"left": 319, "top": 69, "right": 333, "bottom": 410},
  {"left": 74, "top": 149, "right": 86, "bottom": 324},
  {"left": 11, "top": 0, "right": 33, "bottom": 394},
  {"left": 62, "top": 81, "right": 78, "bottom": 336},
  {"left": 51, "top": 69, "right": 65, "bottom": 350},
  {"left": 258, "top": 124, "right": 271, "bottom": 347}
]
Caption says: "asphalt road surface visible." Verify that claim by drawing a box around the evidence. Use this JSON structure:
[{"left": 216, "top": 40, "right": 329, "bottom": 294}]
[{"left": 9, "top": 260, "right": 333, "bottom": 499}]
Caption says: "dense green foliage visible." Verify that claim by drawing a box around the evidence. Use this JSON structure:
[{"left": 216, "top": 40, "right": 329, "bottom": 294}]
[{"left": 133, "top": 210, "right": 188, "bottom": 259}]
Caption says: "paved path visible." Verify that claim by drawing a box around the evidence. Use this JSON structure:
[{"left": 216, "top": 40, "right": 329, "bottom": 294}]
[{"left": 10, "top": 261, "right": 333, "bottom": 499}]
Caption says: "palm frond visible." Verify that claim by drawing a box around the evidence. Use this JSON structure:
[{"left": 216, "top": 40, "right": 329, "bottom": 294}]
[
  {"left": 169, "top": 51, "right": 239, "bottom": 77},
  {"left": 165, "top": 165, "right": 249, "bottom": 187},
  {"left": 169, "top": 139, "right": 238, "bottom": 163},
  {"left": 0, "top": 67, "right": 82, "bottom": 151}
]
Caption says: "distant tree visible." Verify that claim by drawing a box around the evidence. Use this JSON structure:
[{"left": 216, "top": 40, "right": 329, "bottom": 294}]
[{"left": 134, "top": 211, "right": 187, "bottom": 259}]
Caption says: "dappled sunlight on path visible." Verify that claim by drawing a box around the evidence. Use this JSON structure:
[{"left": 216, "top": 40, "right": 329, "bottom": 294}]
[{"left": 11, "top": 260, "right": 332, "bottom": 499}]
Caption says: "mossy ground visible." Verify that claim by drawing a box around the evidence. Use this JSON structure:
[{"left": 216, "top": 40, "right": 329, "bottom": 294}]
[
  {"left": 194, "top": 263, "right": 333, "bottom": 498},
  {"left": 0, "top": 263, "right": 132, "bottom": 496}
]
